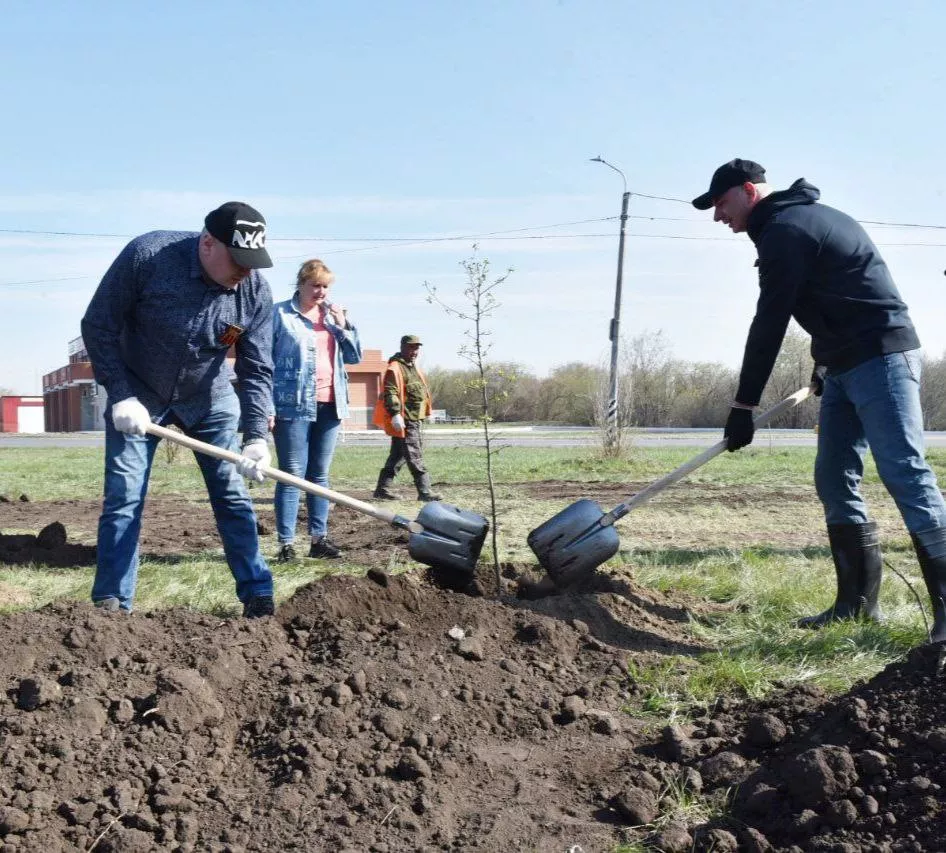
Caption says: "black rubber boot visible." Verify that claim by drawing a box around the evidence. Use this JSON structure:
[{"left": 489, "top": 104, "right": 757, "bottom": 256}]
[
  {"left": 415, "top": 473, "right": 442, "bottom": 502},
  {"left": 910, "top": 527, "right": 946, "bottom": 645},
  {"left": 797, "top": 522, "right": 883, "bottom": 628},
  {"left": 373, "top": 472, "right": 398, "bottom": 501}
]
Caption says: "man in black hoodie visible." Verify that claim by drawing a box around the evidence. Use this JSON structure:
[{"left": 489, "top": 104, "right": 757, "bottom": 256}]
[{"left": 693, "top": 158, "right": 946, "bottom": 644}]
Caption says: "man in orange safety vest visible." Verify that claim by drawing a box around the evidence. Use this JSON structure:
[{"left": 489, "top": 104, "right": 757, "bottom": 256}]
[{"left": 372, "top": 334, "right": 442, "bottom": 502}]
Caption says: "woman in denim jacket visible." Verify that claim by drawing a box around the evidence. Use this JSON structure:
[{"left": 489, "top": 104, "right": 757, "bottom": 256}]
[{"left": 271, "top": 259, "right": 362, "bottom": 561}]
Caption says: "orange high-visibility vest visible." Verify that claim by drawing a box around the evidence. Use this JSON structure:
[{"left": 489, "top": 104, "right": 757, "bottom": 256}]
[{"left": 372, "top": 360, "right": 431, "bottom": 437}]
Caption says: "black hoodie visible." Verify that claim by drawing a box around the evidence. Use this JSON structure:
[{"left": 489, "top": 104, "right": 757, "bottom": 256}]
[{"left": 735, "top": 179, "right": 919, "bottom": 406}]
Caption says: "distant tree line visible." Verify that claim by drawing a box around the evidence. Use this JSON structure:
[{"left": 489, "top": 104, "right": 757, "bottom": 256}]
[{"left": 426, "top": 325, "right": 946, "bottom": 430}]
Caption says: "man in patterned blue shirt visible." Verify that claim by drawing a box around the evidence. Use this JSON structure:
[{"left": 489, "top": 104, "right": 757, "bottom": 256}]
[{"left": 81, "top": 201, "right": 278, "bottom": 618}]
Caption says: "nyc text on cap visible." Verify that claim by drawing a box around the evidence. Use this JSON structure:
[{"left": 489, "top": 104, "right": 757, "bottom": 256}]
[{"left": 204, "top": 201, "right": 273, "bottom": 269}]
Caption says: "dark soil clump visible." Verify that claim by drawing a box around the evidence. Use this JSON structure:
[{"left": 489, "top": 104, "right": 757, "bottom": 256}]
[
  {"left": 640, "top": 643, "right": 946, "bottom": 852},
  {"left": 0, "top": 521, "right": 96, "bottom": 568}
]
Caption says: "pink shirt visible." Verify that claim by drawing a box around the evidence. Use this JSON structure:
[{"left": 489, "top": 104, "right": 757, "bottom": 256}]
[{"left": 311, "top": 317, "right": 336, "bottom": 403}]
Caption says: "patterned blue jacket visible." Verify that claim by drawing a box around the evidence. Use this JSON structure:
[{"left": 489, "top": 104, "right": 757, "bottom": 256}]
[
  {"left": 271, "top": 294, "right": 362, "bottom": 420},
  {"left": 80, "top": 231, "right": 274, "bottom": 440}
]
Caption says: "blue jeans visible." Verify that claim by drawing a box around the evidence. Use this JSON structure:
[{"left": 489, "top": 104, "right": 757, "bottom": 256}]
[
  {"left": 272, "top": 402, "right": 341, "bottom": 543},
  {"left": 815, "top": 350, "right": 946, "bottom": 533},
  {"left": 92, "top": 395, "right": 273, "bottom": 611}
]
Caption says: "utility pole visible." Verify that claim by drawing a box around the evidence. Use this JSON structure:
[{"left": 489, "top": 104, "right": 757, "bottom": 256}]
[{"left": 590, "top": 156, "right": 630, "bottom": 453}]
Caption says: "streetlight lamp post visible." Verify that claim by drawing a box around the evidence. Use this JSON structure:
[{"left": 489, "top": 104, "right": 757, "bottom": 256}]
[{"left": 590, "top": 156, "right": 630, "bottom": 453}]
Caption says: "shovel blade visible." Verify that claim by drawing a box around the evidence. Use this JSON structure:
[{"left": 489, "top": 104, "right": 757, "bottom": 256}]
[
  {"left": 527, "top": 498, "right": 620, "bottom": 587},
  {"left": 408, "top": 501, "right": 489, "bottom": 582}
]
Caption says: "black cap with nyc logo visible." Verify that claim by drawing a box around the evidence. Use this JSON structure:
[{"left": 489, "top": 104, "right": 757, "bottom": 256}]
[{"left": 204, "top": 201, "right": 273, "bottom": 269}]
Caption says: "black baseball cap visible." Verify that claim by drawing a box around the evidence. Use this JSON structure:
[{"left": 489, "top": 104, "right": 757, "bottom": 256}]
[
  {"left": 204, "top": 201, "right": 273, "bottom": 269},
  {"left": 692, "top": 159, "right": 766, "bottom": 210}
]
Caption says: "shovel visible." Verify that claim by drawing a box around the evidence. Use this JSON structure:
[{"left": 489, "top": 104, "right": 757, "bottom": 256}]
[
  {"left": 144, "top": 423, "right": 488, "bottom": 580},
  {"left": 527, "top": 386, "right": 813, "bottom": 586}
]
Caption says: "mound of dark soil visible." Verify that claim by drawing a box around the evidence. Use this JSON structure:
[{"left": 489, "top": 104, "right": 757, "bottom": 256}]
[
  {"left": 0, "top": 572, "right": 707, "bottom": 852},
  {"left": 638, "top": 644, "right": 946, "bottom": 852}
]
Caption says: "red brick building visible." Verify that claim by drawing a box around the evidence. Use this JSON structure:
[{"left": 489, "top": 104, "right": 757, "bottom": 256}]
[
  {"left": 42, "top": 336, "right": 388, "bottom": 432},
  {"left": 42, "top": 337, "right": 99, "bottom": 432},
  {"left": 344, "top": 348, "right": 388, "bottom": 429}
]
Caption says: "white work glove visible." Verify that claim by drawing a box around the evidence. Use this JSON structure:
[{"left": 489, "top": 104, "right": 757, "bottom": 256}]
[
  {"left": 236, "top": 438, "right": 271, "bottom": 483},
  {"left": 391, "top": 413, "right": 406, "bottom": 433},
  {"left": 111, "top": 397, "right": 151, "bottom": 436}
]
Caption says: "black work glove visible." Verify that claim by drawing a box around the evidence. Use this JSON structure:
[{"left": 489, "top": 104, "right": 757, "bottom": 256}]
[
  {"left": 810, "top": 365, "right": 827, "bottom": 397},
  {"left": 724, "top": 407, "right": 755, "bottom": 452}
]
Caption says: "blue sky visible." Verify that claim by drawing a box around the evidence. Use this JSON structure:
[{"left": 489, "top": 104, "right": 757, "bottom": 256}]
[{"left": 2, "top": 0, "right": 945, "bottom": 394}]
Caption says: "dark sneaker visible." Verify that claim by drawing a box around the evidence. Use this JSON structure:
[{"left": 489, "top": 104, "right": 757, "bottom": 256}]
[
  {"left": 418, "top": 492, "right": 443, "bottom": 502},
  {"left": 276, "top": 543, "right": 298, "bottom": 563},
  {"left": 373, "top": 488, "right": 399, "bottom": 501},
  {"left": 243, "top": 595, "right": 275, "bottom": 619},
  {"left": 309, "top": 536, "right": 342, "bottom": 559},
  {"left": 93, "top": 597, "right": 122, "bottom": 612}
]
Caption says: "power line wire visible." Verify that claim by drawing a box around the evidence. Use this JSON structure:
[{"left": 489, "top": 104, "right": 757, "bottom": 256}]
[
  {"left": 7, "top": 233, "right": 946, "bottom": 288},
  {"left": 859, "top": 219, "right": 946, "bottom": 231},
  {"left": 0, "top": 216, "right": 620, "bottom": 243},
  {"left": 0, "top": 232, "right": 742, "bottom": 284},
  {"left": 3, "top": 196, "right": 946, "bottom": 286},
  {"left": 630, "top": 191, "right": 691, "bottom": 204},
  {"left": 283, "top": 215, "right": 622, "bottom": 241},
  {"left": 0, "top": 275, "right": 91, "bottom": 288},
  {"left": 5, "top": 209, "right": 946, "bottom": 242},
  {"left": 283, "top": 218, "right": 624, "bottom": 258},
  {"left": 630, "top": 194, "right": 946, "bottom": 232},
  {"left": 291, "top": 230, "right": 743, "bottom": 259},
  {"left": 0, "top": 228, "right": 128, "bottom": 238}
]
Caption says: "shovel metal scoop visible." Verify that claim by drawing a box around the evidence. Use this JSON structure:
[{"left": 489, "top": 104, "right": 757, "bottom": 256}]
[
  {"left": 144, "top": 423, "right": 488, "bottom": 579},
  {"left": 527, "top": 386, "right": 813, "bottom": 586}
]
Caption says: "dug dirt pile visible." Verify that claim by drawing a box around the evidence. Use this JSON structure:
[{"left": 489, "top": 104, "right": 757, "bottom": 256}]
[
  {"left": 640, "top": 643, "right": 946, "bottom": 853},
  {"left": 0, "top": 570, "right": 708, "bottom": 852}
]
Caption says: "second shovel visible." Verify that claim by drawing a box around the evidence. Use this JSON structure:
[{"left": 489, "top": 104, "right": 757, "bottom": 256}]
[{"left": 527, "top": 387, "right": 813, "bottom": 587}]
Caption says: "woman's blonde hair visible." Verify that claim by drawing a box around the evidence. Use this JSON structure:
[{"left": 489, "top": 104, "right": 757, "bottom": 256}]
[{"left": 296, "top": 259, "right": 335, "bottom": 289}]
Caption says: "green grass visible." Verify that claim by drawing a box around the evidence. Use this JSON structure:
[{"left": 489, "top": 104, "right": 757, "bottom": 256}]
[
  {"left": 1, "top": 440, "right": 941, "bottom": 721},
  {"left": 622, "top": 540, "right": 930, "bottom": 723},
  {"left": 0, "top": 442, "right": 825, "bottom": 498}
]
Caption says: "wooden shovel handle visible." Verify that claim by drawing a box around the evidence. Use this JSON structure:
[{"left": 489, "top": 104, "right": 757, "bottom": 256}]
[
  {"left": 144, "top": 422, "right": 422, "bottom": 533},
  {"left": 609, "top": 386, "right": 813, "bottom": 520}
]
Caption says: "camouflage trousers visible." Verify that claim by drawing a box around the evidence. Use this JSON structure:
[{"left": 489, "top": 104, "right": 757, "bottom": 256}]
[{"left": 378, "top": 420, "right": 432, "bottom": 493}]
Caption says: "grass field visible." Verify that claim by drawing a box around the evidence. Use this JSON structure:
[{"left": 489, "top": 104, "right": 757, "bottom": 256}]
[{"left": 2, "top": 440, "right": 944, "bottom": 724}]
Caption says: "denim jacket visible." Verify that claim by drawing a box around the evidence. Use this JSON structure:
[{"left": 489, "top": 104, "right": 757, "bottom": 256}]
[{"left": 271, "top": 295, "right": 362, "bottom": 420}]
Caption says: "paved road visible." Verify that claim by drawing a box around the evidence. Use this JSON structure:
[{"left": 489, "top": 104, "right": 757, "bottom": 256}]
[{"left": 5, "top": 428, "right": 946, "bottom": 449}]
